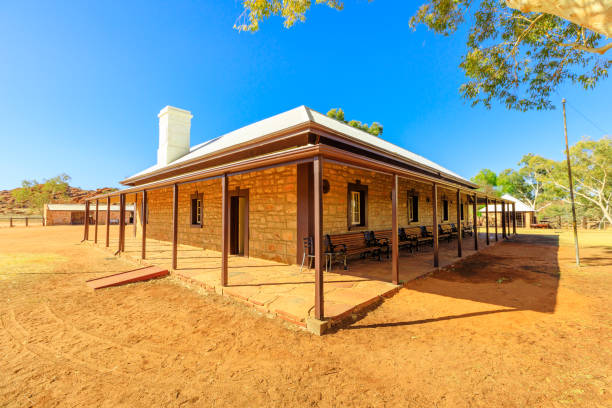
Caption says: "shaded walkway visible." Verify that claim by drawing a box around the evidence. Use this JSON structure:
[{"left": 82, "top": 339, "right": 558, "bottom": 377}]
[{"left": 93, "top": 227, "right": 524, "bottom": 329}]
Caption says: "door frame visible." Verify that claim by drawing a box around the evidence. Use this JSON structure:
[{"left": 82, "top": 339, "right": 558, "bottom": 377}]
[{"left": 228, "top": 188, "right": 249, "bottom": 257}]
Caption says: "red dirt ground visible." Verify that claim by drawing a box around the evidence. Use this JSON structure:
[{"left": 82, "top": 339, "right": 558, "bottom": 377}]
[{"left": 1, "top": 226, "right": 610, "bottom": 407}]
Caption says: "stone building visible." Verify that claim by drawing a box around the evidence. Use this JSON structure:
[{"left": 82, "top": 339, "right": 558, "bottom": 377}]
[
  {"left": 478, "top": 194, "right": 536, "bottom": 228},
  {"left": 44, "top": 203, "right": 134, "bottom": 226},
  {"left": 85, "top": 105, "right": 515, "bottom": 321}
]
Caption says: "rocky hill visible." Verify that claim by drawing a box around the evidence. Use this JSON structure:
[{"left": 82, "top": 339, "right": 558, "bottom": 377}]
[{"left": 0, "top": 186, "right": 116, "bottom": 215}]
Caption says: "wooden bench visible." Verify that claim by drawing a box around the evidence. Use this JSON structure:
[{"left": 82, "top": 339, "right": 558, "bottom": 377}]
[
  {"left": 438, "top": 224, "right": 455, "bottom": 242},
  {"left": 369, "top": 230, "right": 412, "bottom": 256},
  {"left": 401, "top": 226, "right": 433, "bottom": 251},
  {"left": 324, "top": 232, "right": 381, "bottom": 270},
  {"left": 461, "top": 223, "right": 474, "bottom": 237}
]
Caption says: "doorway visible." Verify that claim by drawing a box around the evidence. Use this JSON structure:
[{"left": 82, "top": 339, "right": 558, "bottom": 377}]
[
  {"left": 229, "top": 189, "right": 249, "bottom": 256},
  {"left": 71, "top": 212, "right": 85, "bottom": 225}
]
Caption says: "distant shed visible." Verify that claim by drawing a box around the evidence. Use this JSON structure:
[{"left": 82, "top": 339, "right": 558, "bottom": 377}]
[
  {"left": 478, "top": 194, "right": 536, "bottom": 228},
  {"left": 44, "top": 203, "right": 134, "bottom": 226}
]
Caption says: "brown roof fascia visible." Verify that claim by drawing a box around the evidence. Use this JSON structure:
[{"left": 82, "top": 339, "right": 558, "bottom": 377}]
[
  {"left": 89, "top": 143, "right": 509, "bottom": 204},
  {"left": 87, "top": 145, "right": 321, "bottom": 201}
]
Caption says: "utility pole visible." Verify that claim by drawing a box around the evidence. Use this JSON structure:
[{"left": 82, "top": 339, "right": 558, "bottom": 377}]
[{"left": 562, "top": 98, "right": 580, "bottom": 266}]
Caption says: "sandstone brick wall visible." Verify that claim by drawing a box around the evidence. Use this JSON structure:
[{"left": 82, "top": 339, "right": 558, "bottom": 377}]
[
  {"left": 229, "top": 166, "right": 297, "bottom": 263},
  {"left": 45, "top": 210, "right": 73, "bottom": 226},
  {"left": 93, "top": 210, "right": 130, "bottom": 225},
  {"left": 322, "top": 163, "right": 393, "bottom": 234},
  {"left": 132, "top": 161, "right": 476, "bottom": 265},
  {"left": 139, "top": 181, "right": 221, "bottom": 251},
  {"left": 45, "top": 209, "right": 129, "bottom": 226},
  {"left": 322, "top": 162, "right": 474, "bottom": 235},
  {"left": 136, "top": 165, "right": 297, "bottom": 265}
]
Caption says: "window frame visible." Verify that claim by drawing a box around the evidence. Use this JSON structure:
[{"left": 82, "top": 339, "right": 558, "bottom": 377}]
[
  {"left": 190, "top": 192, "right": 203, "bottom": 228},
  {"left": 347, "top": 183, "right": 368, "bottom": 229},
  {"left": 442, "top": 199, "right": 449, "bottom": 222},
  {"left": 407, "top": 194, "right": 419, "bottom": 223}
]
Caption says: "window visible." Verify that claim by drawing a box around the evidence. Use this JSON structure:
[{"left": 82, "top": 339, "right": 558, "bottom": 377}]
[
  {"left": 191, "top": 193, "right": 203, "bottom": 227},
  {"left": 442, "top": 200, "right": 449, "bottom": 221},
  {"left": 351, "top": 191, "right": 361, "bottom": 225},
  {"left": 347, "top": 183, "right": 367, "bottom": 228},
  {"left": 460, "top": 202, "right": 464, "bottom": 220},
  {"left": 407, "top": 194, "right": 418, "bottom": 223}
]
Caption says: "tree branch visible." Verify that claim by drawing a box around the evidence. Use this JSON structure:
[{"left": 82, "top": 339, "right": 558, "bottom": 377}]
[
  {"left": 558, "top": 41, "right": 612, "bottom": 55},
  {"left": 512, "top": 13, "right": 544, "bottom": 55}
]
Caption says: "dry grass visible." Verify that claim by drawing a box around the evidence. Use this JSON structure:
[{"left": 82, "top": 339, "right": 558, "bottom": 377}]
[{"left": 516, "top": 227, "right": 612, "bottom": 248}]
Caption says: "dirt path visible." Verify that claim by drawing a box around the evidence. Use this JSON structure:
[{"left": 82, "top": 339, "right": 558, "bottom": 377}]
[{"left": 1, "top": 226, "right": 610, "bottom": 407}]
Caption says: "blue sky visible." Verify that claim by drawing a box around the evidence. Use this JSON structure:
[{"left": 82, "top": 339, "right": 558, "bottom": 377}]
[{"left": 1, "top": 1, "right": 610, "bottom": 190}]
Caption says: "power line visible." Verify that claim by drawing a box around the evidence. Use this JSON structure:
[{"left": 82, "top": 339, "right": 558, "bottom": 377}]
[{"left": 554, "top": 91, "right": 609, "bottom": 135}]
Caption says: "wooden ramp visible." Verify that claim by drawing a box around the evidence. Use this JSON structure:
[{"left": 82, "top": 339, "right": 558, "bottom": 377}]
[{"left": 86, "top": 266, "right": 169, "bottom": 290}]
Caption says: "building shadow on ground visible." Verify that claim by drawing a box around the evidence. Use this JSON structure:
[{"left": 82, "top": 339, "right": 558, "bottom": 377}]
[
  {"left": 401, "top": 234, "right": 561, "bottom": 314},
  {"left": 342, "top": 308, "right": 518, "bottom": 330}
]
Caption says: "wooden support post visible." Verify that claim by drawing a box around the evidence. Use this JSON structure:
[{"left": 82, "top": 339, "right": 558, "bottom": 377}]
[
  {"left": 391, "top": 174, "right": 399, "bottom": 284},
  {"left": 456, "top": 189, "right": 462, "bottom": 257},
  {"left": 512, "top": 203, "right": 517, "bottom": 235},
  {"left": 432, "top": 183, "right": 439, "bottom": 267},
  {"left": 141, "top": 190, "right": 147, "bottom": 260},
  {"left": 119, "top": 194, "right": 126, "bottom": 252},
  {"left": 502, "top": 202, "right": 507, "bottom": 239},
  {"left": 9, "top": 217, "right": 13, "bottom": 228},
  {"left": 105, "top": 196, "right": 111, "bottom": 247},
  {"left": 507, "top": 203, "right": 511, "bottom": 237},
  {"left": 122, "top": 194, "right": 127, "bottom": 252},
  {"left": 506, "top": 202, "right": 509, "bottom": 238},
  {"left": 94, "top": 199, "right": 99, "bottom": 243},
  {"left": 494, "top": 199, "right": 498, "bottom": 241},
  {"left": 313, "top": 156, "right": 324, "bottom": 320},
  {"left": 221, "top": 175, "right": 229, "bottom": 286},
  {"left": 485, "top": 197, "right": 490, "bottom": 245},
  {"left": 84, "top": 201, "right": 90, "bottom": 241},
  {"left": 25, "top": 217, "right": 28, "bottom": 227},
  {"left": 172, "top": 184, "right": 178, "bottom": 270},
  {"left": 473, "top": 194, "right": 478, "bottom": 251},
  {"left": 133, "top": 194, "right": 137, "bottom": 238}
]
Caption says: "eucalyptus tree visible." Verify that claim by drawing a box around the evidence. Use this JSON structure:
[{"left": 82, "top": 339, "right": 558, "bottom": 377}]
[
  {"left": 526, "top": 137, "right": 612, "bottom": 224},
  {"left": 326, "top": 108, "right": 383, "bottom": 136},
  {"left": 235, "top": 1, "right": 611, "bottom": 111}
]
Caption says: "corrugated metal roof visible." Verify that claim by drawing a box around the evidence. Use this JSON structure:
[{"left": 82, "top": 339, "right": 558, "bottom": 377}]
[
  {"left": 46, "top": 204, "right": 135, "bottom": 211},
  {"left": 123, "top": 106, "right": 472, "bottom": 185}
]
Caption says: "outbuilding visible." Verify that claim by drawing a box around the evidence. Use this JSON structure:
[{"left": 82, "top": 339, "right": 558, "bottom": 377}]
[
  {"left": 44, "top": 203, "right": 134, "bottom": 226},
  {"left": 478, "top": 194, "right": 536, "bottom": 228}
]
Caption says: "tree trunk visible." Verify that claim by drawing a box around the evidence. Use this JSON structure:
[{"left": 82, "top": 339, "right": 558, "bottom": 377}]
[{"left": 506, "top": 0, "right": 612, "bottom": 38}]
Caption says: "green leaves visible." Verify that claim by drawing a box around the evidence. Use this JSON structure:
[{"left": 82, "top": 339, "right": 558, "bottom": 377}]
[
  {"left": 326, "top": 108, "right": 384, "bottom": 136},
  {"left": 10, "top": 174, "right": 72, "bottom": 214},
  {"left": 237, "top": 1, "right": 611, "bottom": 111},
  {"left": 235, "top": 0, "right": 343, "bottom": 32},
  {"left": 479, "top": 137, "right": 612, "bottom": 223},
  {"left": 411, "top": 1, "right": 611, "bottom": 111}
]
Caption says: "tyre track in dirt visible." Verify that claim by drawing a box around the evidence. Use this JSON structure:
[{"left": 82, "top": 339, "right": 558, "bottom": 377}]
[
  {"left": 3, "top": 306, "right": 150, "bottom": 377},
  {"left": 1, "top": 308, "right": 110, "bottom": 377},
  {"left": 4, "top": 301, "right": 220, "bottom": 390}
]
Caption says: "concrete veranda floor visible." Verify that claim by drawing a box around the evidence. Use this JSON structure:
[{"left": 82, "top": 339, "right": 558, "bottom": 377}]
[{"left": 91, "top": 225, "right": 507, "bottom": 328}]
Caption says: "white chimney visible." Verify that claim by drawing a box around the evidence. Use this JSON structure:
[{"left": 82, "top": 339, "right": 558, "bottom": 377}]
[{"left": 157, "top": 106, "right": 193, "bottom": 166}]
